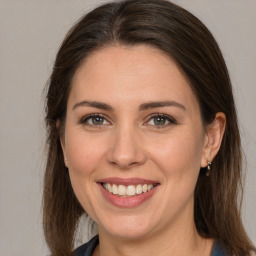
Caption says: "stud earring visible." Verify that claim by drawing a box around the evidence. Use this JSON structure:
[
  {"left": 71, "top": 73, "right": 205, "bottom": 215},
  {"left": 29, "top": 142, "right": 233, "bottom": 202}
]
[{"left": 206, "top": 161, "right": 211, "bottom": 176}]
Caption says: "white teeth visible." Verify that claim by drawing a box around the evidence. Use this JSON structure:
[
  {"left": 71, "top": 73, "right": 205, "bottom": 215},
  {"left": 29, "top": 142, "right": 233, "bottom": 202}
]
[
  {"left": 147, "top": 184, "right": 153, "bottom": 191},
  {"left": 118, "top": 185, "right": 126, "bottom": 196},
  {"left": 112, "top": 184, "right": 118, "bottom": 195},
  {"left": 103, "top": 183, "right": 156, "bottom": 197},
  {"left": 136, "top": 184, "right": 143, "bottom": 195},
  {"left": 126, "top": 185, "right": 136, "bottom": 196},
  {"left": 106, "top": 183, "right": 112, "bottom": 193},
  {"left": 142, "top": 184, "right": 148, "bottom": 193}
]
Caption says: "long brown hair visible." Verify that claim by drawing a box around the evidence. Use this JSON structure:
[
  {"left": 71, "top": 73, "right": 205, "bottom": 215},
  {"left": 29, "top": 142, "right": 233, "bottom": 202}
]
[{"left": 43, "top": 0, "right": 255, "bottom": 255}]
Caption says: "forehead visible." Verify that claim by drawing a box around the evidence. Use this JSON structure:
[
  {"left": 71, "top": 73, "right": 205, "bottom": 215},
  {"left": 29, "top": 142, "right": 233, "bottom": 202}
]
[{"left": 69, "top": 45, "right": 199, "bottom": 112}]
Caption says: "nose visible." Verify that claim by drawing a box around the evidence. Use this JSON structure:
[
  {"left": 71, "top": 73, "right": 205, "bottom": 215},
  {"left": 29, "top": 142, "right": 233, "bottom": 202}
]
[{"left": 106, "top": 126, "right": 147, "bottom": 170}]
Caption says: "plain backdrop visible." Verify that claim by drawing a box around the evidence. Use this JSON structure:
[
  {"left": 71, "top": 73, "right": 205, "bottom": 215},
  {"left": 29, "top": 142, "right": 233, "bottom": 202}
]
[{"left": 0, "top": 0, "right": 255, "bottom": 255}]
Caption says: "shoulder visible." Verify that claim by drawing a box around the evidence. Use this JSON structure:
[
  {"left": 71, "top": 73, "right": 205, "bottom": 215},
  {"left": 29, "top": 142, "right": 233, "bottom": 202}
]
[
  {"left": 74, "top": 235, "right": 99, "bottom": 256},
  {"left": 211, "top": 240, "right": 229, "bottom": 256}
]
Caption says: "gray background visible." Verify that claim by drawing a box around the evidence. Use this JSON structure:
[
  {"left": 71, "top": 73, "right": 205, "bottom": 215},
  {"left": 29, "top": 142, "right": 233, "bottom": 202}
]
[{"left": 0, "top": 0, "right": 255, "bottom": 255}]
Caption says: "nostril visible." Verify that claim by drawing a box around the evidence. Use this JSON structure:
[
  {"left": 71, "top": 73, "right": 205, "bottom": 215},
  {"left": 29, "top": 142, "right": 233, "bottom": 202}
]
[
  {"left": 106, "top": 133, "right": 147, "bottom": 168},
  {"left": 106, "top": 147, "right": 147, "bottom": 169}
]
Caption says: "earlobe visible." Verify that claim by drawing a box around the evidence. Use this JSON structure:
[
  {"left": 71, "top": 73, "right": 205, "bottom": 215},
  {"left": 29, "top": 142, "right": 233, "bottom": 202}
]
[
  {"left": 201, "top": 112, "right": 226, "bottom": 169},
  {"left": 56, "top": 119, "right": 61, "bottom": 129},
  {"left": 60, "top": 137, "right": 69, "bottom": 168},
  {"left": 56, "top": 119, "right": 68, "bottom": 167}
]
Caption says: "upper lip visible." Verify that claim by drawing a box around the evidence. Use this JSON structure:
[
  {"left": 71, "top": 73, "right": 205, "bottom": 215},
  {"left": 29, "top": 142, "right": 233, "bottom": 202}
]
[{"left": 97, "top": 177, "right": 159, "bottom": 186}]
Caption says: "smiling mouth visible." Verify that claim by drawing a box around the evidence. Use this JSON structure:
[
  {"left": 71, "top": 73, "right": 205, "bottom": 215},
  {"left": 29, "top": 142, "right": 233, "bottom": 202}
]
[{"left": 100, "top": 183, "right": 159, "bottom": 197}]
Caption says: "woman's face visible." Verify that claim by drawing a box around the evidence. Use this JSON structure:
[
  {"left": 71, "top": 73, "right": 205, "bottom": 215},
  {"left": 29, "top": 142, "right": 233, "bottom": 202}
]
[{"left": 62, "top": 45, "right": 209, "bottom": 239}]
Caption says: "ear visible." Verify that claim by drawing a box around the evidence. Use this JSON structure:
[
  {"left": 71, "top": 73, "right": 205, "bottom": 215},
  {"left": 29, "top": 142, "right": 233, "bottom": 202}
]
[
  {"left": 56, "top": 119, "right": 68, "bottom": 167},
  {"left": 201, "top": 112, "right": 226, "bottom": 168}
]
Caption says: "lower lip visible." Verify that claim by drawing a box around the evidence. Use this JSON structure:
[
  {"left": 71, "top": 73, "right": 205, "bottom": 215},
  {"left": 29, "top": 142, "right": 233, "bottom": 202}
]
[{"left": 98, "top": 184, "right": 158, "bottom": 208}]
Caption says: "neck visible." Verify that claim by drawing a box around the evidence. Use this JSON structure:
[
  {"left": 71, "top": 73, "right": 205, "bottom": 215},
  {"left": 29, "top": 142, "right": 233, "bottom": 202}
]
[{"left": 93, "top": 215, "right": 213, "bottom": 256}]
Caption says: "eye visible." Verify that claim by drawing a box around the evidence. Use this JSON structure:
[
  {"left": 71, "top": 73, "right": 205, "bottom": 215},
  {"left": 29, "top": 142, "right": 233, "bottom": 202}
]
[
  {"left": 79, "top": 114, "right": 110, "bottom": 126},
  {"left": 146, "top": 114, "right": 176, "bottom": 127}
]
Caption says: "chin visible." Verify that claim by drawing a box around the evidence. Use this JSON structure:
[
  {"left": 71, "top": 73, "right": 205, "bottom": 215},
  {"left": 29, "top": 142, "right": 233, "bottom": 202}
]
[
  {"left": 98, "top": 215, "right": 156, "bottom": 240},
  {"left": 103, "top": 227, "right": 153, "bottom": 240}
]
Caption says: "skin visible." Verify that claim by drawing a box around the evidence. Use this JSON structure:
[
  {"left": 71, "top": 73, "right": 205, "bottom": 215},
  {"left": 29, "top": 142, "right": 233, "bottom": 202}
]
[{"left": 61, "top": 45, "right": 226, "bottom": 256}]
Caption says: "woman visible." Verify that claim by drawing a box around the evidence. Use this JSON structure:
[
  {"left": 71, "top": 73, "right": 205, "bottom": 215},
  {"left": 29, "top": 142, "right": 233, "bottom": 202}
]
[{"left": 43, "top": 0, "right": 256, "bottom": 255}]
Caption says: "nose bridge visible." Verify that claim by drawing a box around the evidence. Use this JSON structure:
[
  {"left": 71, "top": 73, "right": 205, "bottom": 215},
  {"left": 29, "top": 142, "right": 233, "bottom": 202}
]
[{"left": 107, "top": 121, "right": 146, "bottom": 169}]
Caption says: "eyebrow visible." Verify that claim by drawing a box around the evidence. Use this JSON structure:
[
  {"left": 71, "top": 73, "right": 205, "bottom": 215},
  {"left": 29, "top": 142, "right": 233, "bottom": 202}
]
[
  {"left": 139, "top": 101, "right": 186, "bottom": 111},
  {"left": 72, "top": 101, "right": 113, "bottom": 111},
  {"left": 72, "top": 100, "right": 186, "bottom": 111}
]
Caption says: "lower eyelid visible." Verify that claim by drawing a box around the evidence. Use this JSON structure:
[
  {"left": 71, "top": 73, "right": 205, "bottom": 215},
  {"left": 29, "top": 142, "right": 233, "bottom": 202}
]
[
  {"left": 78, "top": 113, "right": 176, "bottom": 127},
  {"left": 79, "top": 114, "right": 110, "bottom": 125},
  {"left": 146, "top": 114, "right": 176, "bottom": 125}
]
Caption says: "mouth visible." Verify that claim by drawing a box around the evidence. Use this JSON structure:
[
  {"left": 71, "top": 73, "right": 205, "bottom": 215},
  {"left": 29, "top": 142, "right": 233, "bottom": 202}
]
[
  {"left": 100, "top": 183, "right": 158, "bottom": 197},
  {"left": 96, "top": 177, "right": 160, "bottom": 208}
]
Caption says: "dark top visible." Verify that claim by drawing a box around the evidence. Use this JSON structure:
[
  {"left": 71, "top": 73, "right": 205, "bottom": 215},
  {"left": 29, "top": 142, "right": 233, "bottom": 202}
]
[{"left": 74, "top": 235, "right": 229, "bottom": 256}]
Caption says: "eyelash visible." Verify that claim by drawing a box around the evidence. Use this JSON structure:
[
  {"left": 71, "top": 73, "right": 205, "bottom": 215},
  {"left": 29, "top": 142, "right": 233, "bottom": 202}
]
[
  {"left": 78, "top": 113, "right": 110, "bottom": 128},
  {"left": 78, "top": 113, "right": 177, "bottom": 128},
  {"left": 146, "top": 113, "right": 177, "bottom": 128}
]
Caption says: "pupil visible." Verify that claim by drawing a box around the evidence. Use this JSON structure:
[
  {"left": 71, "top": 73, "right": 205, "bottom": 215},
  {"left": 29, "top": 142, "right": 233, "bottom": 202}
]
[
  {"left": 154, "top": 117, "right": 165, "bottom": 125},
  {"left": 92, "top": 117, "right": 103, "bottom": 125}
]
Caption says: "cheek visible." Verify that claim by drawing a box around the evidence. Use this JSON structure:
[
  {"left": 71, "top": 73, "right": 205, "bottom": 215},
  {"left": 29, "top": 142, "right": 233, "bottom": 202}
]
[
  {"left": 65, "top": 131, "right": 107, "bottom": 177},
  {"left": 148, "top": 129, "right": 204, "bottom": 175},
  {"left": 146, "top": 128, "right": 205, "bottom": 210},
  {"left": 65, "top": 131, "right": 108, "bottom": 216},
  {"left": 146, "top": 130, "right": 204, "bottom": 217}
]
